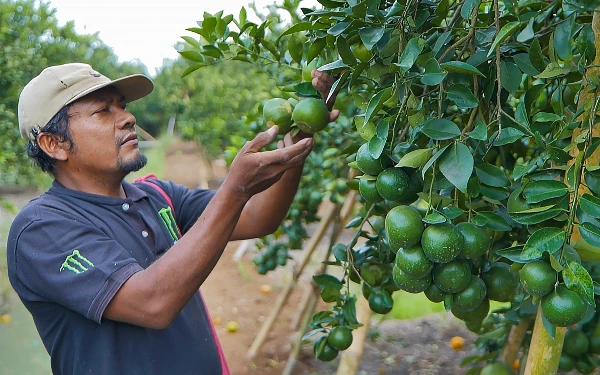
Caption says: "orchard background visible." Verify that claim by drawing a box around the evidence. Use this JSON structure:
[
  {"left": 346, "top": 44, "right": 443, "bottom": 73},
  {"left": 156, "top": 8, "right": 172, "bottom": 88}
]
[{"left": 4, "top": 0, "right": 600, "bottom": 374}]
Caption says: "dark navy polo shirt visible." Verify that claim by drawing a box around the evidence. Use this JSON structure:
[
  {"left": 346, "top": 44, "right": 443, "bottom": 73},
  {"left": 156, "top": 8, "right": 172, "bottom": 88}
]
[{"left": 6, "top": 178, "right": 226, "bottom": 375}]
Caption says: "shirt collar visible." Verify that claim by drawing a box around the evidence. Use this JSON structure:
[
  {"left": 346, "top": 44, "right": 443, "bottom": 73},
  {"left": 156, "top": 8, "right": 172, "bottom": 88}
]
[{"left": 49, "top": 179, "right": 148, "bottom": 204}]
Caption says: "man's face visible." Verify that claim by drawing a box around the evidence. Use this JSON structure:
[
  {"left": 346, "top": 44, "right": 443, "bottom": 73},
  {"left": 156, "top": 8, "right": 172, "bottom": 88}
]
[{"left": 65, "top": 86, "right": 147, "bottom": 177}]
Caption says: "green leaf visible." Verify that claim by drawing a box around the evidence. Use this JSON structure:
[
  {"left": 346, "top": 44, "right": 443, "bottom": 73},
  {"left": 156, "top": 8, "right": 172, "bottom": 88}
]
[
  {"left": 277, "top": 22, "right": 313, "bottom": 43},
  {"left": 332, "top": 243, "right": 347, "bottom": 262},
  {"left": 471, "top": 211, "right": 512, "bottom": 231},
  {"left": 516, "top": 17, "right": 535, "bottom": 43},
  {"left": 513, "top": 53, "right": 540, "bottom": 76},
  {"left": 423, "top": 211, "right": 448, "bottom": 224},
  {"left": 533, "top": 112, "right": 562, "bottom": 123},
  {"left": 396, "top": 37, "right": 425, "bottom": 74},
  {"left": 359, "top": 27, "right": 385, "bottom": 50},
  {"left": 421, "top": 119, "right": 461, "bottom": 140},
  {"left": 563, "top": 261, "right": 595, "bottom": 307},
  {"left": 337, "top": 36, "right": 358, "bottom": 65},
  {"left": 368, "top": 119, "right": 389, "bottom": 159},
  {"left": 547, "top": 146, "right": 572, "bottom": 163},
  {"left": 307, "top": 38, "right": 326, "bottom": 63},
  {"left": 181, "top": 36, "right": 200, "bottom": 49},
  {"left": 510, "top": 208, "right": 563, "bottom": 225},
  {"left": 179, "top": 50, "right": 204, "bottom": 62},
  {"left": 522, "top": 180, "right": 569, "bottom": 204},
  {"left": 480, "top": 185, "right": 509, "bottom": 201},
  {"left": 475, "top": 164, "right": 510, "bottom": 187},
  {"left": 354, "top": 117, "right": 376, "bottom": 141},
  {"left": 521, "top": 227, "right": 566, "bottom": 260},
  {"left": 496, "top": 247, "right": 528, "bottom": 263},
  {"left": 432, "top": 31, "right": 451, "bottom": 56},
  {"left": 321, "top": 286, "right": 341, "bottom": 302},
  {"left": 488, "top": 21, "right": 521, "bottom": 57},
  {"left": 442, "top": 206, "right": 465, "bottom": 220},
  {"left": 541, "top": 309, "right": 557, "bottom": 339},
  {"left": 293, "top": 82, "right": 321, "bottom": 98},
  {"left": 365, "top": 88, "right": 392, "bottom": 124},
  {"left": 446, "top": 84, "right": 479, "bottom": 109},
  {"left": 468, "top": 121, "right": 488, "bottom": 141},
  {"left": 288, "top": 39, "right": 303, "bottom": 64},
  {"left": 492, "top": 128, "right": 525, "bottom": 146},
  {"left": 201, "top": 45, "right": 224, "bottom": 58},
  {"left": 318, "top": 59, "right": 348, "bottom": 72},
  {"left": 345, "top": 216, "right": 363, "bottom": 228},
  {"left": 440, "top": 61, "right": 486, "bottom": 77},
  {"left": 554, "top": 15, "right": 575, "bottom": 61},
  {"left": 529, "top": 38, "right": 546, "bottom": 72},
  {"left": 580, "top": 193, "right": 600, "bottom": 219},
  {"left": 313, "top": 274, "right": 343, "bottom": 290},
  {"left": 515, "top": 101, "right": 531, "bottom": 130},
  {"left": 536, "top": 63, "right": 570, "bottom": 79},
  {"left": 579, "top": 222, "right": 600, "bottom": 248},
  {"left": 439, "top": 143, "right": 474, "bottom": 193},
  {"left": 421, "top": 58, "right": 447, "bottom": 85},
  {"left": 422, "top": 145, "right": 449, "bottom": 178},
  {"left": 343, "top": 296, "right": 360, "bottom": 325},
  {"left": 328, "top": 21, "right": 351, "bottom": 36},
  {"left": 573, "top": 239, "right": 600, "bottom": 262},
  {"left": 500, "top": 62, "right": 522, "bottom": 95},
  {"left": 461, "top": 0, "right": 479, "bottom": 19},
  {"left": 385, "top": 1, "right": 404, "bottom": 17},
  {"left": 396, "top": 148, "right": 434, "bottom": 168},
  {"left": 181, "top": 64, "right": 204, "bottom": 78}
]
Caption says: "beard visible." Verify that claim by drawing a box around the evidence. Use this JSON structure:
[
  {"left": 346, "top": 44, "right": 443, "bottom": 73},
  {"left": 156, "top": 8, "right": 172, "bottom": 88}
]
[{"left": 118, "top": 152, "right": 148, "bottom": 173}]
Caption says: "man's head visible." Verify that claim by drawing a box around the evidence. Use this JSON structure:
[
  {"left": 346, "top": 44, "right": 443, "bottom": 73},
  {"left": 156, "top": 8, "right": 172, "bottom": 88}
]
[{"left": 18, "top": 63, "right": 154, "bottom": 177}]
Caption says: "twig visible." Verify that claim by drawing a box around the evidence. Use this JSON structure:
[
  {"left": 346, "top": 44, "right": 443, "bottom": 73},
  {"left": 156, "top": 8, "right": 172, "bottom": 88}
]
[{"left": 494, "top": 0, "right": 502, "bottom": 143}]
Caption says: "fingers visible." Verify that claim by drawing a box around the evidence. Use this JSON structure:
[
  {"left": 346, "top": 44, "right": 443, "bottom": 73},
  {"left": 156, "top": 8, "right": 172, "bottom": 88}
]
[
  {"left": 260, "top": 137, "right": 313, "bottom": 165},
  {"left": 284, "top": 132, "right": 293, "bottom": 147},
  {"left": 329, "top": 109, "right": 340, "bottom": 123},
  {"left": 312, "top": 70, "right": 338, "bottom": 110},
  {"left": 245, "top": 126, "right": 279, "bottom": 152}
]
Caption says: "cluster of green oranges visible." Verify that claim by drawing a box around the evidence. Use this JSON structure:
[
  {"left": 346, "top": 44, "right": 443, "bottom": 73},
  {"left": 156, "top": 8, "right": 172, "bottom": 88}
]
[
  {"left": 558, "top": 328, "right": 600, "bottom": 374},
  {"left": 313, "top": 325, "right": 354, "bottom": 361},
  {"left": 262, "top": 96, "right": 330, "bottom": 134},
  {"left": 252, "top": 243, "right": 289, "bottom": 275}
]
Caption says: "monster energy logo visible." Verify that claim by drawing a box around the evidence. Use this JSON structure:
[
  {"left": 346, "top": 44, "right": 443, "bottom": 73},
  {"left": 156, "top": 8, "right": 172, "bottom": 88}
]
[
  {"left": 159, "top": 207, "right": 180, "bottom": 241},
  {"left": 60, "top": 250, "right": 94, "bottom": 274}
]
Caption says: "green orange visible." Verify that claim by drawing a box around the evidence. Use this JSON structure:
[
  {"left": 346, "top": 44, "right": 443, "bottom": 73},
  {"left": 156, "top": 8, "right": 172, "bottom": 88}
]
[
  {"left": 481, "top": 262, "right": 518, "bottom": 302},
  {"left": 452, "top": 276, "right": 487, "bottom": 311},
  {"left": 385, "top": 205, "right": 424, "bottom": 249},
  {"left": 480, "top": 362, "right": 514, "bottom": 375},
  {"left": 519, "top": 260, "right": 556, "bottom": 297},
  {"left": 541, "top": 284, "right": 588, "bottom": 327},
  {"left": 376, "top": 167, "right": 410, "bottom": 201},
  {"left": 263, "top": 98, "right": 294, "bottom": 133},
  {"left": 564, "top": 330, "right": 589, "bottom": 357},
  {"left": 392, "top": 265, "right": 431, "bottom": 293},
  {"left": 421, "top": 224, "right": 463, "bottom": 263},
  {"left": 451, "top": 298, "right": 490, "bottom": 322},
  {"left": 359, "top": 179, "right": 383, "bottom": 203},
  {"left": 456, "top": 222, "right": 490, "bottom": 259},
  {"left": 314, "top": 336, "right": 338, "bottom": 361},
  {"left": 355, "top": 143, "right": 392, "bottom": 176},
  {"left": 424, "top": 283, "right": 445, "bottom": 303},
  {"left": 368, "top": 289, "right": 394, "bottom": 315},
  {"left": 292, "top": 98, "right": 329, "bottom": 134},
  {"left": 432, "top": 259, "right": 471, "bottom": 294},
  {"left": 394, "top": 244, "right": 433, "bottom": 278},
  {"left": 328, "top": 326, "right": 353, "bottom": 351}
]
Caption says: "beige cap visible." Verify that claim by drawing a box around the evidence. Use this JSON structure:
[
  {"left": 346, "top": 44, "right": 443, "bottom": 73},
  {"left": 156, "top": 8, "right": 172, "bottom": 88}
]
[{"left": 18, "top": 63, "right": 154, "bottom": 141}]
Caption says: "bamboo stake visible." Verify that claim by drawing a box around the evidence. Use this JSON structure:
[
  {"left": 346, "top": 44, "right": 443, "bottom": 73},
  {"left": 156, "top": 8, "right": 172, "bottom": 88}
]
[
  {"left": 336, "top": 294, "right": 372, "bottom": 375},
  {"left": 289, "top": 284, "right": 314, "bottom": 330},
  {"left": 500, "top": 319, "right": 531, "bottom": 367},
  {"left": 281, "top": 291, "right": 318, "bottom": 375},
  {"left": 246, "top": 203, "right": 340, "bottom": 359}
]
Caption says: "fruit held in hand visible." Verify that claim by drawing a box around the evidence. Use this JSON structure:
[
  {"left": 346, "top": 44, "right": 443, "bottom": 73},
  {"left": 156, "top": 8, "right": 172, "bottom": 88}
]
[
  {"left": 292, "top": 98, "right": 329, "bottom": 134},
  {"left": 263, "top": 98, "right": 294, "bottom": 133}
]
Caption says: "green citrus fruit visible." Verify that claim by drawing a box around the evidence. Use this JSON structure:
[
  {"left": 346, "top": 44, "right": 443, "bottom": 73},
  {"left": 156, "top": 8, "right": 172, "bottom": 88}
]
[
  {"left": 432, "top": 259, "right": 472, "bottom": 294},
  {"left": 292, "top": 98, "right": 329, "bottom": 134},
  {"left": 452, "top": 298, "right": 490, "bottom": 322},
  {"left": 385, "top": 205, "right": 424, "bottom": 249},
  {"left": 351, "top": 43, "right": 372, "bottom": 62},
  {"left": 564, "top": 329, "right": 590, "bottom": 356},
  {"left": 481, "top": 263, "right": 518, "bottom": 302},
  {"left": 303, "top": 60, "right": 318, "bottom": 82},
  {"left": 328, "top": 326, "right": 353, "bottom": 351},
  {"left": 480, "top": 362, "right": 514, "bottom": 375},
  {"left": 465, "top": 319, "right": 482, "bottom": 334},
  {"left": 421, "top": 224, "right": 464, "bottom": 263},
  {"left": 263, "top": 98, "right": 294, "bottom": 133},
  {"left": 395, "top": 244, "right": 434, "bottom": 278},
  {"left": 456, "top": 222, "right": 490, "bottom": 259},
  {"left": 392, "top": 265, "right": 431, "bottom": 293},
  {"left": 575, "top": 355, "right": 597, "bottom": 375},
  {"left": 452, "top": 276, "right": 487, "bottom": 311},
  {"left": 355, "top": 143, "right": 392, "bottom": 176},
  {"left": 590, "top": 336, "right": 600, "bottom": 354},
  {"left": 397, "top": 168, "right": 424, "bottom": 204},
  {"left": 368, "top": 289, "right": 394, "bottom": 314},
  {"left": 376, "top": 167, "right": 410, "bottom": 201},
  {"left": 314, "top": 336, "right": 339, "bottom": 361},
  {"left": 519, "top": 260, "right": 556, "bottom": 297},
  {"left": 559, "top": 353, "right": 576, "bottom": 372},
  {"left": 424, "top": 283, "right": 445, "bottom": 303},
  {"left": 362, "top": 282, "right": 372, "bottom": 300},
  {"left": 541, "top": 284, "right": 588, "bottom": 327},
  {"left": 359, "top": 179, "right": 383, "bottom": 203}
]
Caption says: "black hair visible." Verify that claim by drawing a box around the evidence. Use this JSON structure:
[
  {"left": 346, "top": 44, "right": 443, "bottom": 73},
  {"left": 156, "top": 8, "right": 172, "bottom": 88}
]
[{"left": 26, "top": 105, "right": 73, "bottom": 174}]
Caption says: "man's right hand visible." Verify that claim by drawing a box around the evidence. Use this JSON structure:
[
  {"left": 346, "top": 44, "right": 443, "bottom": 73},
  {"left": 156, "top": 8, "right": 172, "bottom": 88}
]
[{"left": 223, "top": 126, "right": 313, "bottom": 200}]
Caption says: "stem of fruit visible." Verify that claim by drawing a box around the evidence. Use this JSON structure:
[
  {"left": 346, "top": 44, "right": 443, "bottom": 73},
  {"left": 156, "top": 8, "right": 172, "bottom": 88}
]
[
  {"left": 346, "top": 204, "right": 375, "bottom": 288},
  {"left": 501, "top": 318, "right": 532, "bottom": 367},
  {"left": 523, "top": 307, "right": 566, "bottom": 375}
]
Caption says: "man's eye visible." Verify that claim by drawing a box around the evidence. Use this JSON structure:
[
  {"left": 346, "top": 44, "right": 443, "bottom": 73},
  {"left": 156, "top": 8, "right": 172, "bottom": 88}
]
[
  {"left": 121, "top": 104, "right": 127, "bottom": 110},
  {"left": 95, "top": 107, "right": 108, "bottom": 113}
]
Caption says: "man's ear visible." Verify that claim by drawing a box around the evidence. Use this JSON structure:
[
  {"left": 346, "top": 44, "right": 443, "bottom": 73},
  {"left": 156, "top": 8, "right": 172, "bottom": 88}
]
[{"left": 37, "top": 133, "right": 70, "bottom": 161}]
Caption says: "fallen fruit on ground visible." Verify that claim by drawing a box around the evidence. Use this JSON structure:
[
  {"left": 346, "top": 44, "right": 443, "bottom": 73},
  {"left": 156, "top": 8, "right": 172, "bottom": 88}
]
[
  {"left": 226, "top": 321, "right": 239, "bottom": 333},
  {"left": 450, "top": 336, "right": 465, "bottom": 351}
]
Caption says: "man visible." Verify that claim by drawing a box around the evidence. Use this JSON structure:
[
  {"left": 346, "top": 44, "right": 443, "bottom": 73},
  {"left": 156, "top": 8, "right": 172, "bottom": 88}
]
[{"left": 6, "top": 62, "right": 339, "bottom": 374}]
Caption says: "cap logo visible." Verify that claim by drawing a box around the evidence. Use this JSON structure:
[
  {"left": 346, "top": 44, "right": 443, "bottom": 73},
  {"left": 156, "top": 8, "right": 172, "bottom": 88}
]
[{"left": 89, "top": 71, "right": 101, "bottom": 77}]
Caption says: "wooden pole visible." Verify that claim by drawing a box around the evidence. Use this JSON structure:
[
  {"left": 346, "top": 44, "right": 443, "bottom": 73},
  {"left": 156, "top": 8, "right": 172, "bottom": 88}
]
[
  {"left": 336, "top": 294, "right": 372, "bottom": 375},
  {"left": 289, "top": 284, "right": 314, "bottom": 330},
  {"left": 524, "top": 7, "right": 600, "bottom": 374},
  {"left": 281, "top": 291, "right": 318, "bottom": 375},
  {"left": 501, "top": 319, "right": 531, "bottom": 367}
]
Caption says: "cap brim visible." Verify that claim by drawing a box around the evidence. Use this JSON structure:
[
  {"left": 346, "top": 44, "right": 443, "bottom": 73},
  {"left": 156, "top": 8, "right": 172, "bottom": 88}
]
[{"left": 66, "top": 74, "right": 154, "bottom": 106}]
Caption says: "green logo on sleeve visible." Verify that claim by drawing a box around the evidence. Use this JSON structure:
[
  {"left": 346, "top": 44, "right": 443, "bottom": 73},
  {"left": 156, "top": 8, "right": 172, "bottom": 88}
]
[{"left": 60, "top": 250, "right": 94, "bottom": 274}]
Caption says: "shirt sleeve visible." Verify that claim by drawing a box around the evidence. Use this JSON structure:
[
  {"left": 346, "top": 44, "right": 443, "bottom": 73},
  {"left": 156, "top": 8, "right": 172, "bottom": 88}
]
[
  {"left": 154, "top": 180, "right": 217, "bottom": 234},
  {"left": 7, "top": 206, "right": 143, "bottom": 324}
]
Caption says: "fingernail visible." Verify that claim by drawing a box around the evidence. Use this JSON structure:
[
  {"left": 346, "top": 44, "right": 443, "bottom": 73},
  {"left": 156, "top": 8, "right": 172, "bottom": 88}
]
[
  {"left": 268, "top": 126, "right": 278, "bottom": 135},
  {"left": 300, "top": 138, "right": 312, "bottom": 146}
]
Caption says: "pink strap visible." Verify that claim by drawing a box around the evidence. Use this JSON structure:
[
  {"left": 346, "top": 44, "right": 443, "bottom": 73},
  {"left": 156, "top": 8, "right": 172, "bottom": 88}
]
[
  {"left": 199, "top": 291, "right": 231, "bottom": 375},
  {"left": 133, "top": 174, "right": 230, "bottom": 373}
]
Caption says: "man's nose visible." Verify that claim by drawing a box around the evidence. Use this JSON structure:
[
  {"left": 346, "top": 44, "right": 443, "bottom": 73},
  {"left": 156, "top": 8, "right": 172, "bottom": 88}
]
[{"left": 116, "top": 106, "right": 136, "bottom": 129}]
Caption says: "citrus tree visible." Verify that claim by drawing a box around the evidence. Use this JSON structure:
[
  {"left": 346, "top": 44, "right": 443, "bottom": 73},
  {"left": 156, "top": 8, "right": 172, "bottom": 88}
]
[{"left": 180, "top": 0, "right": 600, "bottom": 373}]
